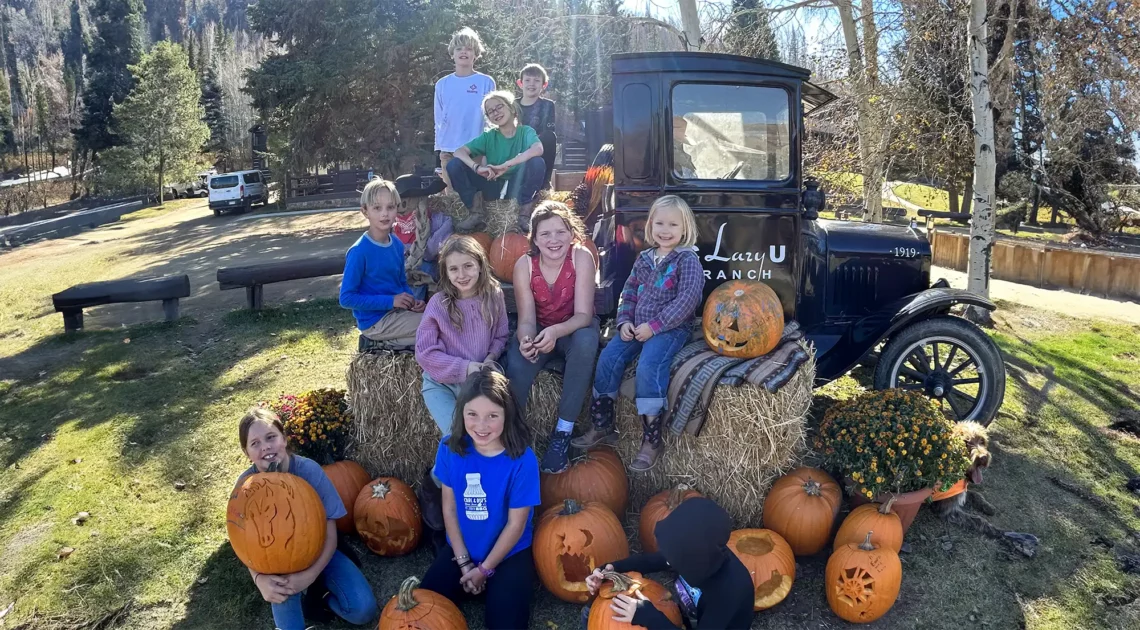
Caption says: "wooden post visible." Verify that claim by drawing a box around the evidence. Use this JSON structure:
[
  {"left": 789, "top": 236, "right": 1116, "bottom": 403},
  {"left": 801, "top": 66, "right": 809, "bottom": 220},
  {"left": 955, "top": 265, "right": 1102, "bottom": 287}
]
[
  {"left": 62, "top": 309, "right": 83, "bottom": 332},
  {"left": 162, "top": 298, "right": 180, "bottom": 322},
  {"left": 246, "top": 285, "right": 264, "bottom": 310}
]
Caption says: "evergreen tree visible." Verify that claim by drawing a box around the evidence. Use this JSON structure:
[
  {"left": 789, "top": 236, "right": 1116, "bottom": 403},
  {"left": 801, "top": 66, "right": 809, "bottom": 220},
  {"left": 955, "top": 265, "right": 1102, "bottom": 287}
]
[
  {"left": 102, "top": 41, "right": 208, "bottom": 201},
  {"left": 725, "top": 0, "right": 780, "bottom": 62},
  {"left": 63, "top": 0, "right": 86, "bottom": 81},
  {"left": 35, "top": 84, "right": 53, "bottom": 166},
  {"left": 76, "top": 0, "right": 144, "bottom": 156},
  {"left": 0, "top": 69, "right": 13, "bottom": 153},
  {"left": 201, "top": 59, "right": 225, "bottom": 155},
  {"left": 187, "top": 32, "right": 197, "bottom": 73}
]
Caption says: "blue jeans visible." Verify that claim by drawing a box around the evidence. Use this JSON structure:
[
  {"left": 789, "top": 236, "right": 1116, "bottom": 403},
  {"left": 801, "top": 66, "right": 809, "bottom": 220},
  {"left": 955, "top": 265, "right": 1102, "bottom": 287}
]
[
  {"left": 422, "top": 373, "right": 463, "bottom": 435},
  {"left": 506, "top": 319, "right": 600, "bottom": 423},
  {"left": 593, "top": 327, "right": 690, "bottom": 416},
  {"left": 270, "top": 550, "right": 378, "bottom": 630},
  {"left": 446, "top": 155, "right": 546, "bottom": 207}
]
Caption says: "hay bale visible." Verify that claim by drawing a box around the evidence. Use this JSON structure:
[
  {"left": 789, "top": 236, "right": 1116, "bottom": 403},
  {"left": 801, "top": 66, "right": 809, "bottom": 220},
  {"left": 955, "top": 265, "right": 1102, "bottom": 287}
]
[
  {"left": 612, "top": 352, "right": 815, "bottom": 527},
  {"left": 347, "top": 350, "right": 564, "bottom": 483},
  {"left": 428, "top": 192, "right": 469, "bottom": 221},
  {"left": 484, "top": 199, "right": 520, "bottom": 238}
]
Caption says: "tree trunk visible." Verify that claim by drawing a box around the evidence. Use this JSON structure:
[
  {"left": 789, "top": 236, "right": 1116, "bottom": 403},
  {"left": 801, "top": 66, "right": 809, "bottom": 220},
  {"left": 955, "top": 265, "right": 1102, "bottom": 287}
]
[
  {"left": 966, "top": 0, "right": 996, "bottom": 325},
  {"left": 947, "top": 179, "right": 960, "bottom": 215},
  {"left": 961, "top": 173, "right": 974, "bottom": 217},
  {"left": 678, "top": 0, "right": 701, "bottom": 50},
  {"left": 834, "top": 0, "right": 884, "bottom": 224},
  {"left": 1029, "top": 177, "right": 1040, "bottom": 225},
  {"left": 158, "top": 154, "right": 165, "bottom": 205},
  {"left": 1050, "top": 205, "right": 1059, "bottom": 226}
]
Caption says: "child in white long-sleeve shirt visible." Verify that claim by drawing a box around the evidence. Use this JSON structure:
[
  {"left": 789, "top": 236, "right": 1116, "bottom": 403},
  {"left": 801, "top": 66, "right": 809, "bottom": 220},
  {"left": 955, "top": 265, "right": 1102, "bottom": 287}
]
[{"left": 435, "top": 27, "right": 495, "bottom": 190}]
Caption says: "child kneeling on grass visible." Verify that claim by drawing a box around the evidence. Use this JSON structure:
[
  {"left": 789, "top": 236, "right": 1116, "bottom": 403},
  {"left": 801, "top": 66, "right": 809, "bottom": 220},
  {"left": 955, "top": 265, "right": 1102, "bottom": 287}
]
[
  {"left": 585, "top": 498, "right": 753, "bottom": 629},
  {"left": 340, "top": 177, "right": 426, "bottom": 350},
  {"left": 235, "top": 408, "right": 378, "bottom": 630},
  {"left": 577, "top": 195, "right": 705, "bottom": 472},
  {"left": 419, "top": 369, "right": 540, "bottom": 630}
]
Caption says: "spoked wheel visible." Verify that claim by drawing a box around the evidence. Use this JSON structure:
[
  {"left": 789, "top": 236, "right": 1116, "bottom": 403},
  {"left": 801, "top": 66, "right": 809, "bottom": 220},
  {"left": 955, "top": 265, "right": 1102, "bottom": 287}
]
[{"left": 873, "top": 316, "right": 1006, "bottom": 426}]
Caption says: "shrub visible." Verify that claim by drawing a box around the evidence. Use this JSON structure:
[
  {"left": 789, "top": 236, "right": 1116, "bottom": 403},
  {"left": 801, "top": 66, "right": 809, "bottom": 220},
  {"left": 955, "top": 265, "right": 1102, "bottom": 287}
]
[
  {"left": 264, "top": 388, "right": 352, "bottom": 464},
  {"left": 814, "top": 389, "right": 970, "bottom": 498}
]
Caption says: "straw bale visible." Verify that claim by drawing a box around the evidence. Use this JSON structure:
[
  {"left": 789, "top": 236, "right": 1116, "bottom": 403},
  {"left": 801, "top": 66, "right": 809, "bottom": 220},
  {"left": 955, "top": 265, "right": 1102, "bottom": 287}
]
[
  {"left": 613, "top": 352, "right": 815, "bottom": 527},
  {"left": 484, "top": 199, "right": 521, "bottom": 238},
  {"left": 428, "top": 192, "right": 469, "bottom": 221}
]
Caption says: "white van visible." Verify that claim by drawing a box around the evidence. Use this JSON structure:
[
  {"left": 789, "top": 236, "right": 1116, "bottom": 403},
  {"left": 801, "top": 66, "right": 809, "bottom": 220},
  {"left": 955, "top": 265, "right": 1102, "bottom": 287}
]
[{"left": 208, "top": 170, "right": 268, "bottom": 216}]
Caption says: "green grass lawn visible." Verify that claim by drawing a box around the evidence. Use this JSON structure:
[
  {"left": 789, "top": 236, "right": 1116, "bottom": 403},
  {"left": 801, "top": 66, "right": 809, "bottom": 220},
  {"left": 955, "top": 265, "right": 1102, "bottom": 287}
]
[{"left": 1, "top": 215, "right": 1139, "bottom": 628}]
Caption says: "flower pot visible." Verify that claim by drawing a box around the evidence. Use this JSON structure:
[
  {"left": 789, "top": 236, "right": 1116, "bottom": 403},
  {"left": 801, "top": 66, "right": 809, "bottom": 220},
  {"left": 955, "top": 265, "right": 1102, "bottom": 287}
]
[{"left": 850, "top": 487, "right": 933, "bottom": 533}]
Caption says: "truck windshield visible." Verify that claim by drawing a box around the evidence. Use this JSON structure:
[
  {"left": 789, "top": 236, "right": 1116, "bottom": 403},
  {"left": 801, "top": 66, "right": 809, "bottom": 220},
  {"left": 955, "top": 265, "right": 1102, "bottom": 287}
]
[
  {"left": 210, "top": 175, "right": 239, "bottom": 189},
  {"left": 671, "top": 84, "right": 791, "bottom": 182}
]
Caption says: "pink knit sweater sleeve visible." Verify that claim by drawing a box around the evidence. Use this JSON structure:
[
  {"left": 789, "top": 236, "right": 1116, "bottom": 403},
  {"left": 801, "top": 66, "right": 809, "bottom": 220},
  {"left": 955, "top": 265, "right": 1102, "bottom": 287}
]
[
  {"left": 488, "top": 291, "right": 510, "bottom": 360},
  {"left": 415, "top": 297, "right": 470, "bottom": 384}
]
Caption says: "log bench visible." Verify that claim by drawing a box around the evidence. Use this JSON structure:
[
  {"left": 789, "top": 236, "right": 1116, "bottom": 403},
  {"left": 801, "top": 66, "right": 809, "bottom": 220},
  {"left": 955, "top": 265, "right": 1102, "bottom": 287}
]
[
  {"left": 51, "top": 275, "right": 191, "bottom": 332},
  {"left": 217, "top": 256, "right": 346, "bottom": 310},
  {"left": 918, "top": 209, "right": 972, "bottom": 234}
]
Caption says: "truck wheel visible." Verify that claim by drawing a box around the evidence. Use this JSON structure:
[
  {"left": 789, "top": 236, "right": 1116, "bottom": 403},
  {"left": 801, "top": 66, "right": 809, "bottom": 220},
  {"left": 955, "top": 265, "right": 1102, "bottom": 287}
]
[
  {"left": 873, "top": 315, "right": 1006, "bottom": 426},
  {"left": 213, "top": 208, "right": 221, "bottom": 217}
]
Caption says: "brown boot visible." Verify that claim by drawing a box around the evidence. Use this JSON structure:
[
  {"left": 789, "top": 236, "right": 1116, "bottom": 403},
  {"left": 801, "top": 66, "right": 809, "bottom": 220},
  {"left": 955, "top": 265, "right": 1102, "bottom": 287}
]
[
  {"left": 572, "top": 397, "right": 617, "bottom": 449},
  {"left": 515, "top": 201, "right": 535, "bottom": 234},
  {"left": 455, "top": 192, "right": 486, "bottom": 232},
  {"left": 629, "top": 414, "right": 664, "bottom": 472}
]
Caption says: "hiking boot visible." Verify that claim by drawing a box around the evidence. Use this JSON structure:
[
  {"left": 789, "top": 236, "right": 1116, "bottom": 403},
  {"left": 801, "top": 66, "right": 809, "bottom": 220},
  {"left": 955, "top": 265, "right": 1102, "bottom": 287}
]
[
  {"left": 455, "top": 192, "right": 486, "bottom": 232},
  {"left": 540, "top": 430, "right": 573, "bottom": 474},
  {"left": 629, "top": 414, "right": 663, "bottom": 473},
  {"left": 572, "top": 397, "right": 617, "bottom": 449},
  {"left": 415, "top": 467, "right": 445, "bottom": 532},
  {"left": 514, "top": 202, "right": 535, "bottom": 234}
]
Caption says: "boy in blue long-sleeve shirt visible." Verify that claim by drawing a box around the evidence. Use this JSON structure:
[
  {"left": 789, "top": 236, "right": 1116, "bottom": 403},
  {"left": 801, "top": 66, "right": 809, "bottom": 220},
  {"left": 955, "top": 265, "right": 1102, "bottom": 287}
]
[{"left": 340, "top": 178, "right": 426, "bottom": 349}]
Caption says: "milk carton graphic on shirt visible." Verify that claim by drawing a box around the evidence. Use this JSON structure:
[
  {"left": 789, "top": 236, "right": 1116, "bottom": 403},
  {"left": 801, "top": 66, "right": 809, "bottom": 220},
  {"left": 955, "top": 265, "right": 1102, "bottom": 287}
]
[{"left": 463, "top": 472, "right": 489, "bottom": 521}]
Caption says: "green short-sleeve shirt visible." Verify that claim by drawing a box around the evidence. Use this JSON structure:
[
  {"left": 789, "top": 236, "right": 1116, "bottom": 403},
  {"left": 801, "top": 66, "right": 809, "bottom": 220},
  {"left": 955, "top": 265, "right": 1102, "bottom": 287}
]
[{"left": 464, "top": 125, "right": 540, "bottom": 178}]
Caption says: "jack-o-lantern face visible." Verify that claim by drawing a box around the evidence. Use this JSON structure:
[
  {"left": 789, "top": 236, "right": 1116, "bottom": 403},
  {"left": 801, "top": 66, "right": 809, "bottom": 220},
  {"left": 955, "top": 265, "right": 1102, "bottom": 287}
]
[
  {"left": 353, "top": 478, "right": 423, "bottom": 556},
  {"left": 534, "top": 499, "right": 630, "bottom": 603},
  {"left": 702, "top": 280, "right": 784, "bottom": 359}
]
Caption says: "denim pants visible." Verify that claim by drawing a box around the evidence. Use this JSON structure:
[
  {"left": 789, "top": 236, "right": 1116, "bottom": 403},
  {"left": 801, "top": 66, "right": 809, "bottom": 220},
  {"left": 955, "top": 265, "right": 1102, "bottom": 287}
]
[
  {"left": 593, "top": 326, "right": 690, "bottom": 416},
  {"left": 506, "top": 318, "right": 600, "bottom": 424},
  {"left": 270, "top": 550, "right": 378, "bottom": 630},
  {"left": 422, "top": 373, "right": 464, "bottom": 435},
  {"left": 420, "top": 545, "right": 535, "bottom": 630},
  {"left": 446, "top": 156, "right": 546, "bottom": 208}
]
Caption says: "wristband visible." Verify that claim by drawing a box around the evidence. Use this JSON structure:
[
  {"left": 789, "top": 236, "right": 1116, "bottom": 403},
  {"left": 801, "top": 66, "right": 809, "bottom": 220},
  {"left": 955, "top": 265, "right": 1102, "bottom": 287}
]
[{"left": 478, "top": 563, "right": 495, "bottom": 579}]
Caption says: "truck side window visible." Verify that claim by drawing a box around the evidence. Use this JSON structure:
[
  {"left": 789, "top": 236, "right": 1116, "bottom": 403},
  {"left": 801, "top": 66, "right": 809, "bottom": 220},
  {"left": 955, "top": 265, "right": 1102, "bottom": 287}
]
[{"left": 671, "top": 84, "right": 791, "bottom": 182}]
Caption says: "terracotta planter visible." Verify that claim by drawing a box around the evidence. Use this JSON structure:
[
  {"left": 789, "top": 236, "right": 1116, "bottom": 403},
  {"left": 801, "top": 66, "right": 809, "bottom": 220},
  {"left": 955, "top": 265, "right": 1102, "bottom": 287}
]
[{"left": 850, "top": 487, "right": 933, "bottom": 533}]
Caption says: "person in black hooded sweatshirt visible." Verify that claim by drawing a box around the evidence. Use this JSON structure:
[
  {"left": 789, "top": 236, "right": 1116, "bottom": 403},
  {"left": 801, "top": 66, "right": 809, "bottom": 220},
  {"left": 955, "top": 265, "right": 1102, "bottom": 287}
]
[{"left": 585, "top": 498, "right": 754, "bottom": 629}]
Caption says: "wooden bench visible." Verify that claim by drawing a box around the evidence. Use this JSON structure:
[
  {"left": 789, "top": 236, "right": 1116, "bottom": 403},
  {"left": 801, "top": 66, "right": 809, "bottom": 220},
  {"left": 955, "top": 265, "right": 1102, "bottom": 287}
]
[
  {"left": 51, "top": 275, "right": 191, "bottom": 332},
  {"left": 217, "top": 256, "right": 346, "bottom": 310},
  {"left": 917, "top": 209, "right": 972, "bottom": 233}
]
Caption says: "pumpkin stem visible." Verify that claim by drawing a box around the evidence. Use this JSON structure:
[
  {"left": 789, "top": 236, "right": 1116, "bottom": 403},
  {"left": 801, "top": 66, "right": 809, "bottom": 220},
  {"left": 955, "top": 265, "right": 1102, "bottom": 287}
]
[
  {"left": 879, "top": 496, "right": 897, "bottom": 514},
  {"left": 802, "top": 479, "right": 822, "bottom": 497},
  {"left": 396, "top": 576, "right": 421, "bottom": 611},
  {"left": 666, "top": 484, "right": 691, "bottom": 510},
  {"left": 561, "top": 499, "right": 582, "bottom": 515},
  {"left": 371, "top": 481, "right": 390, "bottom": 499},
  {"left": 601, "top": 571, "right": 634, "bottom": 593},
  {"left": 859, "top": 531, "right": 876, "bottom": 551}
]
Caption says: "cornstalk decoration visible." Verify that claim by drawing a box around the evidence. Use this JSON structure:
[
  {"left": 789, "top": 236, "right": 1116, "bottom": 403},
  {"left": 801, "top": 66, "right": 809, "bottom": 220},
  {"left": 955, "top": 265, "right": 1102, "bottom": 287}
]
[{"left": 966, "top": 0, "right": 996, "bottom": 324}]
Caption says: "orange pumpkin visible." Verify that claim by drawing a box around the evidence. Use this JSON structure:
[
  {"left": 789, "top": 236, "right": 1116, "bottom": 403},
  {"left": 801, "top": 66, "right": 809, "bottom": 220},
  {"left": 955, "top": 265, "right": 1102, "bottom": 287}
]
[
  {"left": 588, "top": 571, "right": 683, "bottom": 630},
  {"left": 702, "top": 280, "right": 785, "bottom": 358},
  {"left": 762, "top": 467, "right": 842, "bottom": 556},
  {"left": 353, "top": 477, "right": 422, "bottom": 556},
  {"left": 639, "top": 485, "right": 702, "bottom": 553},
  {"left": 534, "top": 499, "right": 630, "bottom": 603},
  {"left": 226, "top": 472, "right": 327, "bottom": 574},
  {"left": 541, "top": 448, "right": 628, "bottom": 518},
  {"left": 379, "top": 576, "right": 467, "bottom": 630},
  {"left": 469, "top": 232, "right": 493, "bottom": 256},
  {"left": 825, "top": 532, "right": 902, "bottom": 623},
  {"left": 322, "top": 461, "right": 372, "bottom": 534},
  {"left": 833, "top": 497, "right": 904, "bottom": 553},
  {"left": 727, "top": 529, "right": 796, "bottom": 611},
  {"left": 489, "top": 233, "right": 530, "bottom": 281}
]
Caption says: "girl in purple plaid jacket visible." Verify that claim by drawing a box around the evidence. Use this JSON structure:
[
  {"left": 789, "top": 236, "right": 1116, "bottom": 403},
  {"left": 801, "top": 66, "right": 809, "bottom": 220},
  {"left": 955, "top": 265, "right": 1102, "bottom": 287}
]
[{"left": 574, "top": 195, "right": 705, "bottom": 472}]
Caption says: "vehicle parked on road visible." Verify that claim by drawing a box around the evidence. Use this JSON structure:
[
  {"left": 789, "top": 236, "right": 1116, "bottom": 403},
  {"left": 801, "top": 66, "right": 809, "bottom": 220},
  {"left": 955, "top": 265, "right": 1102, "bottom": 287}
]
[{"left": 208, "top": 170, "right": 268, "bottom": 216}]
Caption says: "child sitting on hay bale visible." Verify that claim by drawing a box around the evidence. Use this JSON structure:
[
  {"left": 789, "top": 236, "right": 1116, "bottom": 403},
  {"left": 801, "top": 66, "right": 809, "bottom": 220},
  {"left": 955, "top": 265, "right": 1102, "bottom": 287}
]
[
  {"left": 420, "top": 369, "right": 540, "bottom": 630},
  {"left": 579, "top": 195, "right": 706, "bottom": 472},
  {"left": 392, "top": 190, "right": 453, "bottom": 301},
  {"left": 339, "top": 178, "right": 426, "bottom": 350}
]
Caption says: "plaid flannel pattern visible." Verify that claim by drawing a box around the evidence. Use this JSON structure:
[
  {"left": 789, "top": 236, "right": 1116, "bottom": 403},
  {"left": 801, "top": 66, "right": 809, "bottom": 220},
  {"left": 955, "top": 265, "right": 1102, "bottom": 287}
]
[{"left": 615, "top": 248, "right": 705, "bottom": 333}]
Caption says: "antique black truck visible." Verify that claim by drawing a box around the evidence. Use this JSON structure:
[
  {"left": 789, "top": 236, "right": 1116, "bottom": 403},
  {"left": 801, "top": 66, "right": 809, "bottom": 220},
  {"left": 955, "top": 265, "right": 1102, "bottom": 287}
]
[{"left": 586, "top": 51, "right": 1005, "bottom": 425}]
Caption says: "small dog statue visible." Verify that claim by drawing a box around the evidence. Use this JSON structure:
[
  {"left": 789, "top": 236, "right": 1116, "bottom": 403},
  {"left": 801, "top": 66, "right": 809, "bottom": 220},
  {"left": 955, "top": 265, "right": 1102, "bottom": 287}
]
[{"left": 930, "top": 421, "right": 1040, "bottom": 557}]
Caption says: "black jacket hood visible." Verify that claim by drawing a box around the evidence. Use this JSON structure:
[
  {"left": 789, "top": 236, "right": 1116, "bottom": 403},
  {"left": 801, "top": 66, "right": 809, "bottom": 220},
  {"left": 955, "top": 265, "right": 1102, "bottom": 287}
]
[{"left": 654, "top": 497, "right": 733, "bottom": 588}]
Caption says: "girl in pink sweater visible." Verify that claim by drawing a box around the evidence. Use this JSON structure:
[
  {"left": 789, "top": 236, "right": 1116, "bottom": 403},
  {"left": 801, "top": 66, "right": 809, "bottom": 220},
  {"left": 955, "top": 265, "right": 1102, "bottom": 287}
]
[{"left": 416, "top": 235, "right": 510, "bottom": 434}]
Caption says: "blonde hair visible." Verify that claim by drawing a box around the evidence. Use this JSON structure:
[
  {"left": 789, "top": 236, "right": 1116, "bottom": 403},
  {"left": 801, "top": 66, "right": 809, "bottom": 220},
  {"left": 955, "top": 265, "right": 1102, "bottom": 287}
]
[
  {"left": 360, "top": 177, "right": 400, "bottom": 209},
  {"left": 482, "top": 91, "right": 519, "bottom": 124},
  {"left": 437, "top": 235, "right": 502, "bottom": 332},
  {"left": 239, "top": 407, "right": 286, "bottom": 451},
  {"left": 448, "top": 27, "right": 485, "bottom": 58},
  {"left": 645, "top": 195, "right": 698, "bottom": 249},
  {"left": 528, "top": 200, "right": 587, "bottom": 257}
]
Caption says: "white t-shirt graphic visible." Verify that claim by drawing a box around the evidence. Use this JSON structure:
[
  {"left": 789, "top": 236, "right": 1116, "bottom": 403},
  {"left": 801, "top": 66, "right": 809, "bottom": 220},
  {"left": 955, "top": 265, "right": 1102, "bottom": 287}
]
[
  {"left": 463, "top": 472, "right": 489, "bottom": 521},
  {"left": 434, "top": 72, "right": 497, "bottom": 152}
]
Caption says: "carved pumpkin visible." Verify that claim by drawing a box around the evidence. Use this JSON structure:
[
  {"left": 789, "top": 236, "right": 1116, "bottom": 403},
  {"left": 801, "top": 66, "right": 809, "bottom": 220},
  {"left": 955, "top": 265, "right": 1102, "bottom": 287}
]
[
  {"left": 702, "top": 280, "right": 784, "bottom": 359},
  {"left": 762, "top": 467, "right": 842, "bottom": 556},
  {"left": 727, "top": 529, "right": 796, "bottom": 611},
  {"left": 469, "top": 232, "right": 493, "bottom": 256},
  {"left": 353, "top": 477, "right": 422, "bottom": 556},
  {"left": 379, "top": 576, "right": 467, "bottom": 630},
  {"left": 534, "top": 499, "right": 630, "bottom": 603},
  {"left": 322, "top": 461, "right": 372, "bottom": 534},
  {"left": 833, "top": 497, "right": 904, "bottom": 553},
  {"left": 639, "top": 485, "right": 702, "bottom": 553},
  {"left": 541, "top": 448, "right": 628, "bottom": 518},
  {"left": 588, "top": 571, "right": 683, "bottom": 630},
  {"left": 825, "top": 532, "right": 902, "bottom": 623},
  {"left": 489, "top": 233, "right": 530, "bottom": 281},
  {"left": 226, "top": 472, "right": 327, "bottom": 574}
]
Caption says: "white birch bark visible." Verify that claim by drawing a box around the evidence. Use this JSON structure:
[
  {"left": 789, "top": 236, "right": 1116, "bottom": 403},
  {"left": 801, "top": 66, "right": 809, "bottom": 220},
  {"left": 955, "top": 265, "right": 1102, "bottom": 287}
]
[
  {"left": 678, "top": 0, "right": 701, "bottom": 51},
  {"left": 967, "top": 0, "right": 996, "bottom": 314},
  {"left": 834, "top": 0, "right": 884, "bottom": 223}
]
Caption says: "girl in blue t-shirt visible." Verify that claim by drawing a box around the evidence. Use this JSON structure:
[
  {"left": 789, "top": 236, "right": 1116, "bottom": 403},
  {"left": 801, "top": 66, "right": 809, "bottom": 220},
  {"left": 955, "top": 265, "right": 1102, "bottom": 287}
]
[
  {"left": 420, "top": 369, "right": 541, "bottom": 629},
  {"left": 234, "top": 408, "right": 378, "bottom": 630}
]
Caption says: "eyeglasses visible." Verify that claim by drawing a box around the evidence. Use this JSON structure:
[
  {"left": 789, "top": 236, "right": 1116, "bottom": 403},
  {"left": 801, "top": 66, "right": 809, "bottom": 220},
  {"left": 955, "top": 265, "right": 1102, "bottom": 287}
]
[{"left": 485, "top": 104, "right": 506, "bottom": 117}]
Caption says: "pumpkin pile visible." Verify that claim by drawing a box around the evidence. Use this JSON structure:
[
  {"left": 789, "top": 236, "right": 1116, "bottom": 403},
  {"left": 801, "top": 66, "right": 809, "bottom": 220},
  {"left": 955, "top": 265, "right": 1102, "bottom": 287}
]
[
  {"left": 354, "top": 477, "right": 423, "bottom": 556},
  {"left": 226, "top": 472, "right": 327, "bottom": 574},
  {"left": 534, "top": 499, "right": 629, "bottom": 603},
  {"left": 587, "top": 571, "right": 682, "bottom": 630}
]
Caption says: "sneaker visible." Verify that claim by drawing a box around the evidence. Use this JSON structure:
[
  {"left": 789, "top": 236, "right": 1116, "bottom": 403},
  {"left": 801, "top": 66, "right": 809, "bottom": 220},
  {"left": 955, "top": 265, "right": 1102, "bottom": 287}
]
[{"left": 540, "top": 431, "right": 573, "bottom": 474}]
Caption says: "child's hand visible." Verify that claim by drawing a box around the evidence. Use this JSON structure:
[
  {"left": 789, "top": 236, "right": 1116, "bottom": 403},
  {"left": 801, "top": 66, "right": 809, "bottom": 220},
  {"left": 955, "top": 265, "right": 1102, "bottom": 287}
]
[
  {"left": 486, "top": 164, "right": 509, "bottom": 180},
  {"left": 633, "top": 323, "right": 654, "bottom": 342},
  {"left": 532, "top": 328, "right": 558, "bottom": 354},
  {"left": 280, "top": 571, "right": 316, "bottom": 596},
  {"left": 619, "top": 323, "right": 635, "bottom": 342},
  {"left": 393, "top": 293, "right": 415, "bottom": 310},
  {"left": 467, "top": 361, "right": 482, "bottom": 376},
  {"left": 411, "top": 299, "right": 426, "bottom": 313},
  {"left": 253, "top": 573, "right": 292, "bottom": 604},
  {"left": 520, "top": 336, "right": 540, "bottom": 363},
  {"left": 610, "top": 592, "right": 651, "bottom": 623},
  {"left": 459, "top": 565, "right": 486, "bottom": 594},
  {"left": 585, "top": 564, "right": 614, "bottom": 595}
]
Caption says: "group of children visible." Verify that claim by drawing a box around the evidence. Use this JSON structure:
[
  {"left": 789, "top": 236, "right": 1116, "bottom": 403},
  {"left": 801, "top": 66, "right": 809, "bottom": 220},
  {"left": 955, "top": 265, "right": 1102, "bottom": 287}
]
[{"left": 233, "top": 25, "right": 759, "bottom": 630}]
